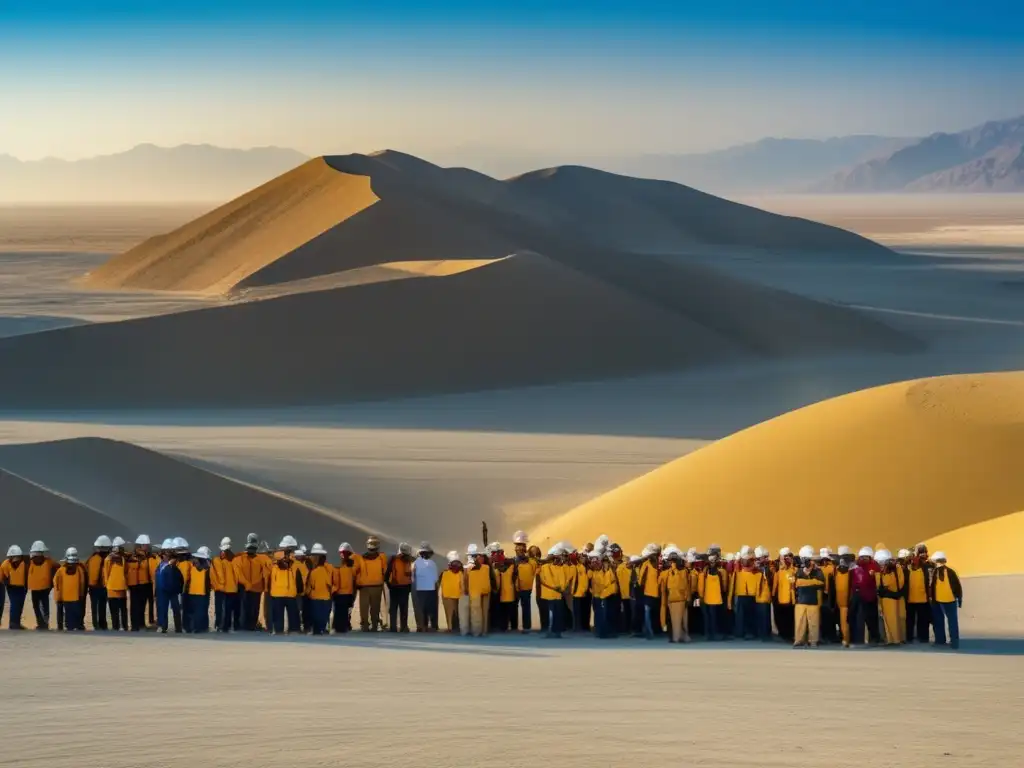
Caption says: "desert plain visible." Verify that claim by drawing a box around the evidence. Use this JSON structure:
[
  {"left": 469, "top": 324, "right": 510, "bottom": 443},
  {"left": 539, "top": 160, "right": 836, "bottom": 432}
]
[{"left": 0, "top": 160, "right": 1023, "bottom": 767}]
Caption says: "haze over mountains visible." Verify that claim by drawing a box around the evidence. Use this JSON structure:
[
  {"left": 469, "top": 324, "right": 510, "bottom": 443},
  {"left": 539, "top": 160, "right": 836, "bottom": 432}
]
[{"left": 2, "top": 115, "right": 1021, "bottom": 202}]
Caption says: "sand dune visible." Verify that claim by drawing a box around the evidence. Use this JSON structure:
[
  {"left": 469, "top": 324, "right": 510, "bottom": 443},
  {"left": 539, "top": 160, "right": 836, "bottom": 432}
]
[
  {"left": 82, "top": 150, "right": 892, "bottom": 296},
  {"left": 927, "top": 510, "right": 1024, "bottom": 577},
  {"left": 0, "top": 437, "right": 391, "bottom": 550},
  {"left": 534, "top": 372, "right": 1024, "bottom": 556},
  {"left": 0, "top": 252, "right": 916, "bottom": 408}
]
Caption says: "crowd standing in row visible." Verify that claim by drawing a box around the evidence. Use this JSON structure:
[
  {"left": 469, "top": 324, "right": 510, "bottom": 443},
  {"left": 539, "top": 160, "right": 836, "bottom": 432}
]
[{"left": 0, "top": 532, "right": 964, "bottom": 649}]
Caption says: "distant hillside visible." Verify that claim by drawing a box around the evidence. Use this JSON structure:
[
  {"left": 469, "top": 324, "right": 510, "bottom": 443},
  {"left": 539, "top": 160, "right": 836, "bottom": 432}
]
[
  {"left": 819, "top": 116, "right": 1024, "bottom": 192},
  {"left": 0, "top": 144, "right": 309, "bottom": 203}
]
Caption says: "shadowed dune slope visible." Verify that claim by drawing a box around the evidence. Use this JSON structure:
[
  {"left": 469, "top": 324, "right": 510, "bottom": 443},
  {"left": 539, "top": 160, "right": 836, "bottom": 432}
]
[
  {"left": 0, "top": 253, "right": 915, "bottom": 409},
  {"left": 80, "top": 158, "right": 380, "bottom": 294},
  {"left": 927, "top": 510, "right": 1024, "bottom": 577},
  {"left": 0, "top": 438, "right": 392, "bottom": 549},
  {"left": 83, "top": 150, "right": 894, "bottom": 296},
  {"left": 534, "top": 373, "right": 1024, "bottom": 556},
  {"left": 0, "top": 469, "right": 121, "bottom": 554}
]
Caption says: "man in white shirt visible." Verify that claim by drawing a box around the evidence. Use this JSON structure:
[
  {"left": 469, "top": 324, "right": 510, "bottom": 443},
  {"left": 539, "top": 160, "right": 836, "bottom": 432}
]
[{"left": 411, "top": 542, "right": 440, "bottom": 632}]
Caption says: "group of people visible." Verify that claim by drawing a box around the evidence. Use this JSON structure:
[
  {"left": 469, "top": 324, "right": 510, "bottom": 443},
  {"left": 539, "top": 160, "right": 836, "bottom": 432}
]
[{"left": 0, "top": 531, "right": 964, "bottom": 649}]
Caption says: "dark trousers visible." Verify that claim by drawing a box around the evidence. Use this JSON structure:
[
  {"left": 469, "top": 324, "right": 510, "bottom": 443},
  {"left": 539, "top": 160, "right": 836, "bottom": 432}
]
[
  {"left": 572, "top": 595, "right": 589, "bottom": 631},
  {"left": 755, "top": 602, "right": 772, "bottom": 640},
  {"left": 774, "top": 603, "right": 795, "bottom": 641},
  {"left": 146, "top": 587, "right": 155, "bottom": 625},
  {"left": 538, "top": 594, "right": 549, "bottom": 631},
  {"left": 733, "top": 596, "right": 755, "bottom": 638},
  {"left": 332, "top": 593, "right": 354, "bottom": 632},
  {"left": 241, "top": 591, "right": 262, "bottom": 630},
  {"left": 216, "top": 591, "right": 241, "bottom": 632},
  {"left": 31, "top": 588, "right": 51, "bottom": 628},
  {"left": 109, "top": 596, "right": 128, "bottom": 631},
  {"left": 702, "top": 602, "right": 723, "bottom": 640},
  {"left": 188, "top": 593, "right": 210, "bottom": 633},
  {"left": 495, "top": 601, "right": 517, "bottom": 631},
  {"left": 63, "top": 600, "right": 85, "bottom": 630},
  {"left": 593, "top": 597, "right": 615, "bottom": 638},
  {"left": 271, "top": 596, "right": 299, "bottom": 633},
  {"left": 819, "top": 605, "right": 836, "bottom": 643},
  {"left": 157, "top": 591, "right": 182, "bottom": 632},
  {"left": 309, "top": 598, "right": 332, "bottom": 634},
  {"left": 650, "top": 596, "right": 662, "bottom": 634},
  {"left": 931, "top": 602, "right": 960, "bottom": 648},
  {"left": 606, "top": 594, "right": 621, "bottom": 634},
  {"left": 517, "top": 590, "right": 533, "bottom": 630},
  {"left": 580, "top": 594, "right": 592, "bottom": 630},
  {"left": 851, "top": 598, "right": 879, "bottom": 644},
  {"left": 129, "top": 584, "right": 149, "bottom": 631},
  {"left": 6, "top": 586, "right": 26, "bottom": 628},
  {"left": 89, "top": 586, "right": 108, "bottom": 630},
  {"left": 641, "top": 595, "right": 659, "bottom": 639},
  {"left": 907, "top": 602, "right": 931, "bottom": 642},
  {"left": 57, "top": 601, "right": 64, "bottom": 630},
  {"left": 412, "top": 589, "right": 438, "bottom": 630},
  {"left": 0, "top": 583, "right": 4, "bottom": 626},
  {"left": 539, "top": 597, "right": 564, "bottom": 636},
  {"left": 632, "top": 590, "right": 645, "bottom": 634},
  {"left": 388, "top": 584, "right": 411, "bottom": 631},
  {"left": 300, "top": 596, "right": 312, "bottom": 633}
]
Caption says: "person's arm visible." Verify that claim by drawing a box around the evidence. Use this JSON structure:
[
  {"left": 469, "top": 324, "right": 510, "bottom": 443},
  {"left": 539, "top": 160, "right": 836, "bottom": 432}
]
[
  {"left": 383, "top": 556, "right": 394, "bottom": 586},
  {"left": 950, "top": 569, "right": 963, "bottom": 606}
]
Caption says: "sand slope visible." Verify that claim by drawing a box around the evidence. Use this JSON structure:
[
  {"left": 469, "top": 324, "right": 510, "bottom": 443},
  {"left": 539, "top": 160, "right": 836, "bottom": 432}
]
[
  {"left": 927, "top": 510, "right": 1024, "bottom": 577},
  {"left": 0, "top": 252, "right": 916, "bottom": 408},
  {"left": 81, "top": 158, "right": 380, "bottom": 294},
  {"left": 0, "top": 438, "right": 390, "bottom": 549},
  {"left": 535, "top": 372, "right": 1024, "bottom": 555},
  {"left": 82, "top": 150, "right": 892, "bottom": 296}
]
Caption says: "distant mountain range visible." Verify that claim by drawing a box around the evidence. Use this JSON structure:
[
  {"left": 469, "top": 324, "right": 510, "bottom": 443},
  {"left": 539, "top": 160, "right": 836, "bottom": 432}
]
[{"left": 1, "top": 116, "right": 1021, "bottom": 203}]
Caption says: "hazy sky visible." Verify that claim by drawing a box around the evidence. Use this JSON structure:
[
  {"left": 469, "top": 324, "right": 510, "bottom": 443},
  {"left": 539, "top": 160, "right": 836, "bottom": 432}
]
[{"left": 3, "top": 0, "right": 1023, "bottom": 161}]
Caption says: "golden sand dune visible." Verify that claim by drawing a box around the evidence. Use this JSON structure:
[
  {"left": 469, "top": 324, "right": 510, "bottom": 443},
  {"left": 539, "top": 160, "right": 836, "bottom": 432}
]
[
  {"left": 927, "top": 510, "right": 1024, "bottom": 577},
  {"left": 534, "top": 372, "right": 1024, "bottom": 556},
  {"left": 0, "top": 252, "right": 915, "bottom": 408},
  {"left": 81, "top": 158, "right": 380, "bottom": 294},
  {"left": 0, "top": 438, "right": 391, "bottom": 549},
  {"left": 0, "top": 469, "right": 121, "bottom": 554},
  {"left": 82, "top": 150, "right": 890, "bottom": 296}
]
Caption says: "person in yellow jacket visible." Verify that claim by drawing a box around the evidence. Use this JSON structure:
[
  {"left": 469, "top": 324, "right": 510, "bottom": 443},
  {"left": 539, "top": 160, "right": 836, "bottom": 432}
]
[
  {"left": 440, "top": 551, "right": 466, "bottom": 633},
  {"left": 385, "top": 542, "right": 415, "bottom": 633},
  {"left": 332, "top": 542, "right": 358, "bottom": 634},
  {"left": 608, "top": 544, "right": 631, "bottom": 636},
  {"left": 792, "top": 546, "right": 825, "bottom": 648},
  {"left": 697, "top": 549, "right": 728, "bottom": 641},
  {"left": 537, "top": 546, "right": 569, "bottom": 638},
  {"left": 927, "top": 551, "right": 962, "bottom": 650},
  {"left": 905, "top": 547, "right": 932, "bottom": 643},
  {"left": 290, "top": 545, "right": 311, "bottom": 634},
  {"left": 234, "top": 534, "right": 268, "bottom": 631},
  {"left": 753, "top": 548, "right": 774, "bottom": 641},
  {"left": 729, "top": 550, "right": 760, "bottom": 641},
  {"left": 302, "top": 543, "right": 334, "bottom": 635},
  {"left": 126, "top": 535, "right": 153, "bottom": 632},
  {"left": 147, "top": 543, "right": 161, "bottom": 627},
  {"left": 85, "top": 536, "right": 112, "bottom": 630},
  {"left": 493, "top": 554, "right": 518, "bottom": 632},
  {"left": 773, "top": 547, "right": 797, "bottom": 642},
  {"left": 104, "top": 537, "right": 130, "bottom": 631},
  {"left": 571, "top": 549, "right": 591, "bottom": 632},
  {"left": 211, "top": 537, "right": 241, "bottom": 633},
  {"left": 465, "top": 543, "right": 494, "bottom": 637},
  {"left": 634, "top": 546, "right": 662, "bottom": 639},
  {"left": 829, "top": 556, "right": 853, "bottom": 647},
  {"left": 659, "top": 549, "right": 691, "bottom": 643},
  {"left": 25, "top": 541, "right": 58, "bottom": 630},
  {"left": 267, "top": 551, "right": 303, "bottom": 635},
  {"left": 356, "top": 536, "right": 387, "bottom": 632},
  {"left": 53, "top": 548, "right": 88, "bottom": 631},
  {"left": 817, "top": 548, "right": 837, "bottom": 644},
  {"left": 2, "top": 545, "right": 30, "bottom": 629},
  {"left": 874, "top": 549, "right": 904, "bottom": 646},
  {"left": 511, "top": 531, "right": 537, "bottom": 632},
  {"left": 183, "top": 547, "right": 213, "bottom": 634},
  {"left": 587, "top": 551, "right": 618, "bottom": 639}
]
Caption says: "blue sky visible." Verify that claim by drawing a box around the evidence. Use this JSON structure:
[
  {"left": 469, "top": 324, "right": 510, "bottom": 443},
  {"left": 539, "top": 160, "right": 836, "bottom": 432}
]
[{"left": 2, "top": 1, "right": 1023, "bottom": 161}]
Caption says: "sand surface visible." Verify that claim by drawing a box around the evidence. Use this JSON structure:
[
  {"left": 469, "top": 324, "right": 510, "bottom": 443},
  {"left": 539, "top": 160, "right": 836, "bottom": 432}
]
[{"left": 927, "top": 510, "right": 1024, "bottom": 577}]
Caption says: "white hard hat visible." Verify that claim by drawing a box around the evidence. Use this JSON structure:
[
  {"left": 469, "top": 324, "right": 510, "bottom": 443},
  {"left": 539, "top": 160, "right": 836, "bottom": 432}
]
[
  {"left": 512, "top": 530, "right": 529, "bottom": 544},
  {"left": 819, "top": 547, "right": 832, "bottom": 559},
  {"left": 779, "top": 547, "right": 792, "bottom": 556},
  {"left": 486, "top": 541, "right": 502, "bottom": 554},
  {"left": 739, "top": 545, "right": 752, "bottom": 557},
  {"left": 931, "top": 551, "right": 947, "bottom": 562},
  {"left": 94, "top": 535, "right": 112, "bottom": 548},
  {"left": 685, "top": 553, "right": 696, "bottom": 564},
  {"left": 6, "top": 544, "right": 23, "bottom": 557},
  {"left": 629, "top": 555, "right": 642, "bottom": 563},
  {"left": 858, "top": 546, "right": 874, "bottom": 558},
  {"left": 135, "top": 534, "right": 151, "bottom": 546},
  {"left": 897, "top": 548, "right": 910, "bottom": 559},
  {"left": 65, "top": 547, "right": 79, "bottom": 563},
  {"left": 874, "top": 549, "right": 892, "bottom": 564},
  {"left": 161, "top": 538, "right": 174, "bottom": 551},
  {"left": 686, "top": 546, "right": 698, "bottom": 557},
  {"left": 725, "top": 553, "right": 735, "bottom": 562},
  {"left": 417, "top": 541, "right": 432, "bottom": 554},
  {"left": 466, "top": 543, "right": 480, "bottom": 557},
  {"left": 596, "top": 534, "right": 610, "bottom": 547},
  {"left": 295, "top": 545, "right": 307, "bottom": 556},
  {"left": 173, "top": 537, "right": 188, "bottom": 550},
  {"left": 194, "top": 546, "right": 212, "bottom": 559},
  {"left": 641, "top": 546, "right": 652, "bottom": 558},
  {"left": 219, "top": 537, "right": 232, "bottom": 551},
  {"left": 798, "top": 545, "right": 815, "bottom": 560},
  {"left": 837, "top": 545, "right": 852, "bottom": 556},
  {"left": 649, "top": 543, "right": 662, "bottom": 554},
  {"left": 338, "top": 542, "right": 352, "bottom": 553},
  {"left": 111, "top": 536, "right": 126, "bottom": 548},
  {"left": 280, "top": 535, "right": 298, "bottom": 549},
  {"left": 30, "top": 540, "right": 47, "bottom": 554},
  {"left": 398, "top": 542, "right": 413, "bottom": 556},
  {"left": 446, "top": 550, "right": 461, "bottom": 563},
  {"left": 547, "top": 545, "right": 561, "bottom": 556},
  {"left": 310, "top": 543, "right": 327, "bottom": 556},
  {"left": 753, "top": 546, "right": 766, "bottom": 559}
]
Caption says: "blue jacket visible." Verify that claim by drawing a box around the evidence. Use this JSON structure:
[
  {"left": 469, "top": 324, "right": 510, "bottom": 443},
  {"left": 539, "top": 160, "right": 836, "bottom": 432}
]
[{"left": 155, "top": 560, "right": 184, "bottom": 594}]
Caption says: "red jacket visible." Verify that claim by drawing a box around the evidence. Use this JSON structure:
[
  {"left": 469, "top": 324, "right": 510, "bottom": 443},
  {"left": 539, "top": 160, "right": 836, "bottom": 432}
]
[{"left": 850, "top": 564, "right": 878, "bottom": 602}]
